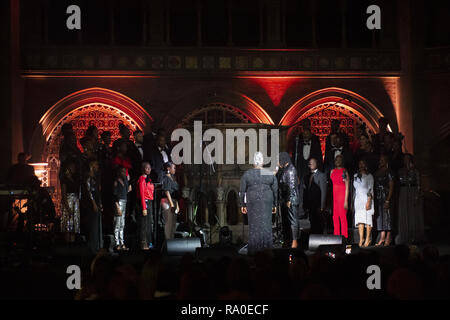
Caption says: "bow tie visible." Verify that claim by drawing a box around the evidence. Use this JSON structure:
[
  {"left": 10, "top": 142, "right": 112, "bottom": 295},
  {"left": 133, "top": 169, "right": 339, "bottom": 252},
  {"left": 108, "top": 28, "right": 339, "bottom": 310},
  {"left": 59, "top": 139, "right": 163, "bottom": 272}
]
[
  {"left": 303, "top": 141, "right": 311, "bottom": 145},
  {"left": 333, "top": 147, "right": 343, "bottom": 151}
]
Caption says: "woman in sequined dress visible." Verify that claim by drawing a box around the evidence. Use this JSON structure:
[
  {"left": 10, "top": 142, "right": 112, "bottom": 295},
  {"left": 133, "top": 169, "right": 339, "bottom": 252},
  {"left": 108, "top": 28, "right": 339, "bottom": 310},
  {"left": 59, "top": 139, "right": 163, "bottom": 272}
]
[{"left": 240, "top": 152, "right": 278, "bottom": 255}]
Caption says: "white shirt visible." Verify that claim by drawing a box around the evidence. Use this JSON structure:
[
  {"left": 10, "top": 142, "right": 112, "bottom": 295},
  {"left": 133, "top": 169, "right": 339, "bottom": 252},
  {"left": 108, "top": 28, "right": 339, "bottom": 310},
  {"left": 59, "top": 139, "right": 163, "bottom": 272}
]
[
  {"left": 135, "top": 143, "right": 144, "bottom": 158},
  {"left": 303, "top": 140, "right": 312, "bottom": 160},
  {"left": 332, "top": 145, "right": 343, "bottom": 159},
  {"left": 159, "top": 146, "right": 169, "bottom": 163}
]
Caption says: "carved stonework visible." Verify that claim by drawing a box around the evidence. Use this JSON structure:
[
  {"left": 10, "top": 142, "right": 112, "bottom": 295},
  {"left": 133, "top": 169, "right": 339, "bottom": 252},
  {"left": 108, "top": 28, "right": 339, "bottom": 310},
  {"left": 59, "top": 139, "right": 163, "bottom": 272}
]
[
  {"left": 216, "top": 186, "right": 225, "bottom": 202},
  {"left": 289, "top": 102, "right": 375, "bottom": 156},
  {"left": 181, "top": 187, "right": 192, "bottom": 200}
]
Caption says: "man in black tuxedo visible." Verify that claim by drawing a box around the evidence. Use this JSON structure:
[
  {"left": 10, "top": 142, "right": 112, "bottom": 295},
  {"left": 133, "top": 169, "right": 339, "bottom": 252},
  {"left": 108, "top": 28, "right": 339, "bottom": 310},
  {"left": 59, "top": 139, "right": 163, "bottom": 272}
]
[
  {"left": 148, "top": 133, "right": 172, "bottom": 248},
  {"left": 303, "top": 158, "right": 327, "bottom": 235},
  {"left": 293, "top": 119, "right": 323, "bottom": 220},
  {"left": 128, "top": 129, "right": 144, "bottom": 181},
  {"left": 324, "top": 133, "right": 353, "bottom": 176},
  {"left": 294, "top": 124, "right": 323, "bottom": 179},
  {"left": 149, "top": 134, "right": 172, "bottom": 184},
  {"left": 325, "top": 119, "right": 349, "bottom": 159}
]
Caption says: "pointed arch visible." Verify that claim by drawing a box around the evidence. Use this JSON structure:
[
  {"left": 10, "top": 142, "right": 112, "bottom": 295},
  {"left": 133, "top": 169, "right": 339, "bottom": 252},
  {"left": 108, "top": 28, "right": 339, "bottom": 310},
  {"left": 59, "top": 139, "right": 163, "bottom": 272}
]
[
  {"left": 39, "top": 87, "right": 152, "bottom": 142},
  {"left": 279, "top": 87, "right": 386, "bottom": 131}
]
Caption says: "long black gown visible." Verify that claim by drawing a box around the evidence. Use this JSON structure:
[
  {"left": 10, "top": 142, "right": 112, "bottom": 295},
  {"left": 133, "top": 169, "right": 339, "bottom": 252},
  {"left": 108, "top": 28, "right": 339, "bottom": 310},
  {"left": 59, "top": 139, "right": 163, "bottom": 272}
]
[
  {"left": 81, "top": 176, "right": 103, "bottom": 253},
  {"left": 240, "top": 168, "right": 278, "bottom": 255},
  {"left": 374, "top": 168, "right": 394, "bottom": 231}
]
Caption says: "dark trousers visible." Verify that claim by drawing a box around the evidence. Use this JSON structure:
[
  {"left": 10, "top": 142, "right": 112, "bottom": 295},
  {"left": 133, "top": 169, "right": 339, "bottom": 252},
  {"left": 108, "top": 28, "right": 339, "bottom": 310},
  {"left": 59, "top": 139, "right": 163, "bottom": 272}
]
[
  {"left": 309, "top": 206, "right": 325, "bottom": 235},
  {"left": 162, "top": 199, "right": 178, "bottom": 241},
  {"left": 87, "top": 209, "right": 103, "bottom": 253},
  {"left": 281, "top": 202, "right": 299, "bottom": 243},
  {"left": 137, "top": 200, "right": 153, "bottom": 246}
]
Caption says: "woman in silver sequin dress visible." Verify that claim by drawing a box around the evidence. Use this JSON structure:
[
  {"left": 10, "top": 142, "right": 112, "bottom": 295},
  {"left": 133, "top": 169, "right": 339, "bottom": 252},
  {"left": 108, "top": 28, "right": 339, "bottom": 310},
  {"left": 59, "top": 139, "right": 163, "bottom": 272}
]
[
  {"left": 60, "top": 160, "right": 81, "bottom": 243},
  {"left": 239, "top": 152, "right": 278, "bottom": 255}
]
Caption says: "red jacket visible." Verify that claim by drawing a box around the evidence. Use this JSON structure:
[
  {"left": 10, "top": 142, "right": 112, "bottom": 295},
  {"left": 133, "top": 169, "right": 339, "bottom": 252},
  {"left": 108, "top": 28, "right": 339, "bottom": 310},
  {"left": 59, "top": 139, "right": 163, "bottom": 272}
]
[{"left": 137, "top": 175, "right": 154, "bottom": 209}]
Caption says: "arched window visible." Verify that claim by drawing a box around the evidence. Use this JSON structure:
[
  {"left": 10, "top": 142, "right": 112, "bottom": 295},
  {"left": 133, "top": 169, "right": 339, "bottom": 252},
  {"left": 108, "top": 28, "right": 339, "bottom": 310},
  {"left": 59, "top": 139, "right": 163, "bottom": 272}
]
[{"left": 180, "top": 103, "right": 251, "bottom": 127}]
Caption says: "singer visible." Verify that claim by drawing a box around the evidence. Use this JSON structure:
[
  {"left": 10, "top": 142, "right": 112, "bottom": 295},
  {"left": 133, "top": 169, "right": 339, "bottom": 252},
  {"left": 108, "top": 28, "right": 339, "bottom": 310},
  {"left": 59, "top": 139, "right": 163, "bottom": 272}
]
[{"left": 239, "top": 152, "right": 278, "bottom": 255}]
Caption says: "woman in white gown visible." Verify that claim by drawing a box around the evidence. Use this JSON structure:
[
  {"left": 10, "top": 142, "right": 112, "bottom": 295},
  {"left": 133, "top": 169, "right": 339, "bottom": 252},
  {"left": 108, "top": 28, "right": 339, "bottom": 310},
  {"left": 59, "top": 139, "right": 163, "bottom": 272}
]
[{"left": 353, "top": 159, "right": 374, "bottom": 247}]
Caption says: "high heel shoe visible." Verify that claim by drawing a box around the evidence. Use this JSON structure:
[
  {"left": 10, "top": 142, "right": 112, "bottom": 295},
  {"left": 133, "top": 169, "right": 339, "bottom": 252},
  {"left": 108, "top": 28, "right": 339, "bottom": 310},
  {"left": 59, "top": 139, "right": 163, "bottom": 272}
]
[
  {"left": 384, "top": 239, "right": 392, "bottom": 246},
  {"left": 363, "top": 239, "right": 372, "bottom": 247},
  {"left": 375, "top": 240, "right": 385, "bottom": 246}
]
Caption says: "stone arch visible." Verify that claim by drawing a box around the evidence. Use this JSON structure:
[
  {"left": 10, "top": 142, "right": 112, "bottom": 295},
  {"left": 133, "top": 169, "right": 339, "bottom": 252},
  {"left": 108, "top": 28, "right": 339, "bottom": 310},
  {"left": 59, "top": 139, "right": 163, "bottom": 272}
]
[
  {"left": 162, "top": 87, "right": 274, "bottom": 130},
  {"left": 279, "top": 87, "right": 387, "bottom": 155},
  {"left": 30, "top": 88, "right": 152, "bottom": 214}
]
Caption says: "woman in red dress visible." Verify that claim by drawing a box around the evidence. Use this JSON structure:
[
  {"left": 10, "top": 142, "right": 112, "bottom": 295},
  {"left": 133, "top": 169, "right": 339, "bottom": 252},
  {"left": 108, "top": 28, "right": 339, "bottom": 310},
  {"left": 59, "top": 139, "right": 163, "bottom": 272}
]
[{"left": 330, "top": 154, "right": 350, "bottom": 238}]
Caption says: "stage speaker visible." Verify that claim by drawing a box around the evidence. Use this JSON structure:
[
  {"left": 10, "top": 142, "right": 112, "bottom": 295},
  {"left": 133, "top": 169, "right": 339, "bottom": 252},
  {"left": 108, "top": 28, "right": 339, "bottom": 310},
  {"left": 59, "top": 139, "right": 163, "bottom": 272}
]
[
  {"left": 308, "top": 234, "right": 344, "bottom": 251},
  {"left": 164, "top": 238, "right": 202, "bottom": 256},
  {"left": 195, "top": 247, "right": 238, "bottom": 261}
]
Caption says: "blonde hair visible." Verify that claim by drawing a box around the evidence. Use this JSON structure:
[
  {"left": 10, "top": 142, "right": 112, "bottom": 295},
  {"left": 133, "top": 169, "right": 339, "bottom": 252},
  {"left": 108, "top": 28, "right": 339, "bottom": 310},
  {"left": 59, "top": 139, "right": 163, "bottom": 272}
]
[{"left": 253, "top": 151, "right": 264, "bottom": 167}]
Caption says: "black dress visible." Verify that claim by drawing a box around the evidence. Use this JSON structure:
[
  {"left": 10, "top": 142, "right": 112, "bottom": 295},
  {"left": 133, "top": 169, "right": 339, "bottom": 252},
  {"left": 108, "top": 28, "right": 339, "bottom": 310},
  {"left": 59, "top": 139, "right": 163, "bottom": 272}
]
[
  {"left": 81, "top": 176, "right": 103, "bottom": 253},
  {"left": 374, "top": 168, "right": 394, "bottom": 231},
  {"left": 161, "top": 174, "right": 180, "bottom": 240},
  {"left": 397, "top": 168, "right": 424, "bottom": 244},
  {"left": 239, "top": 168, "right": 278, "bottom": 255}
]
